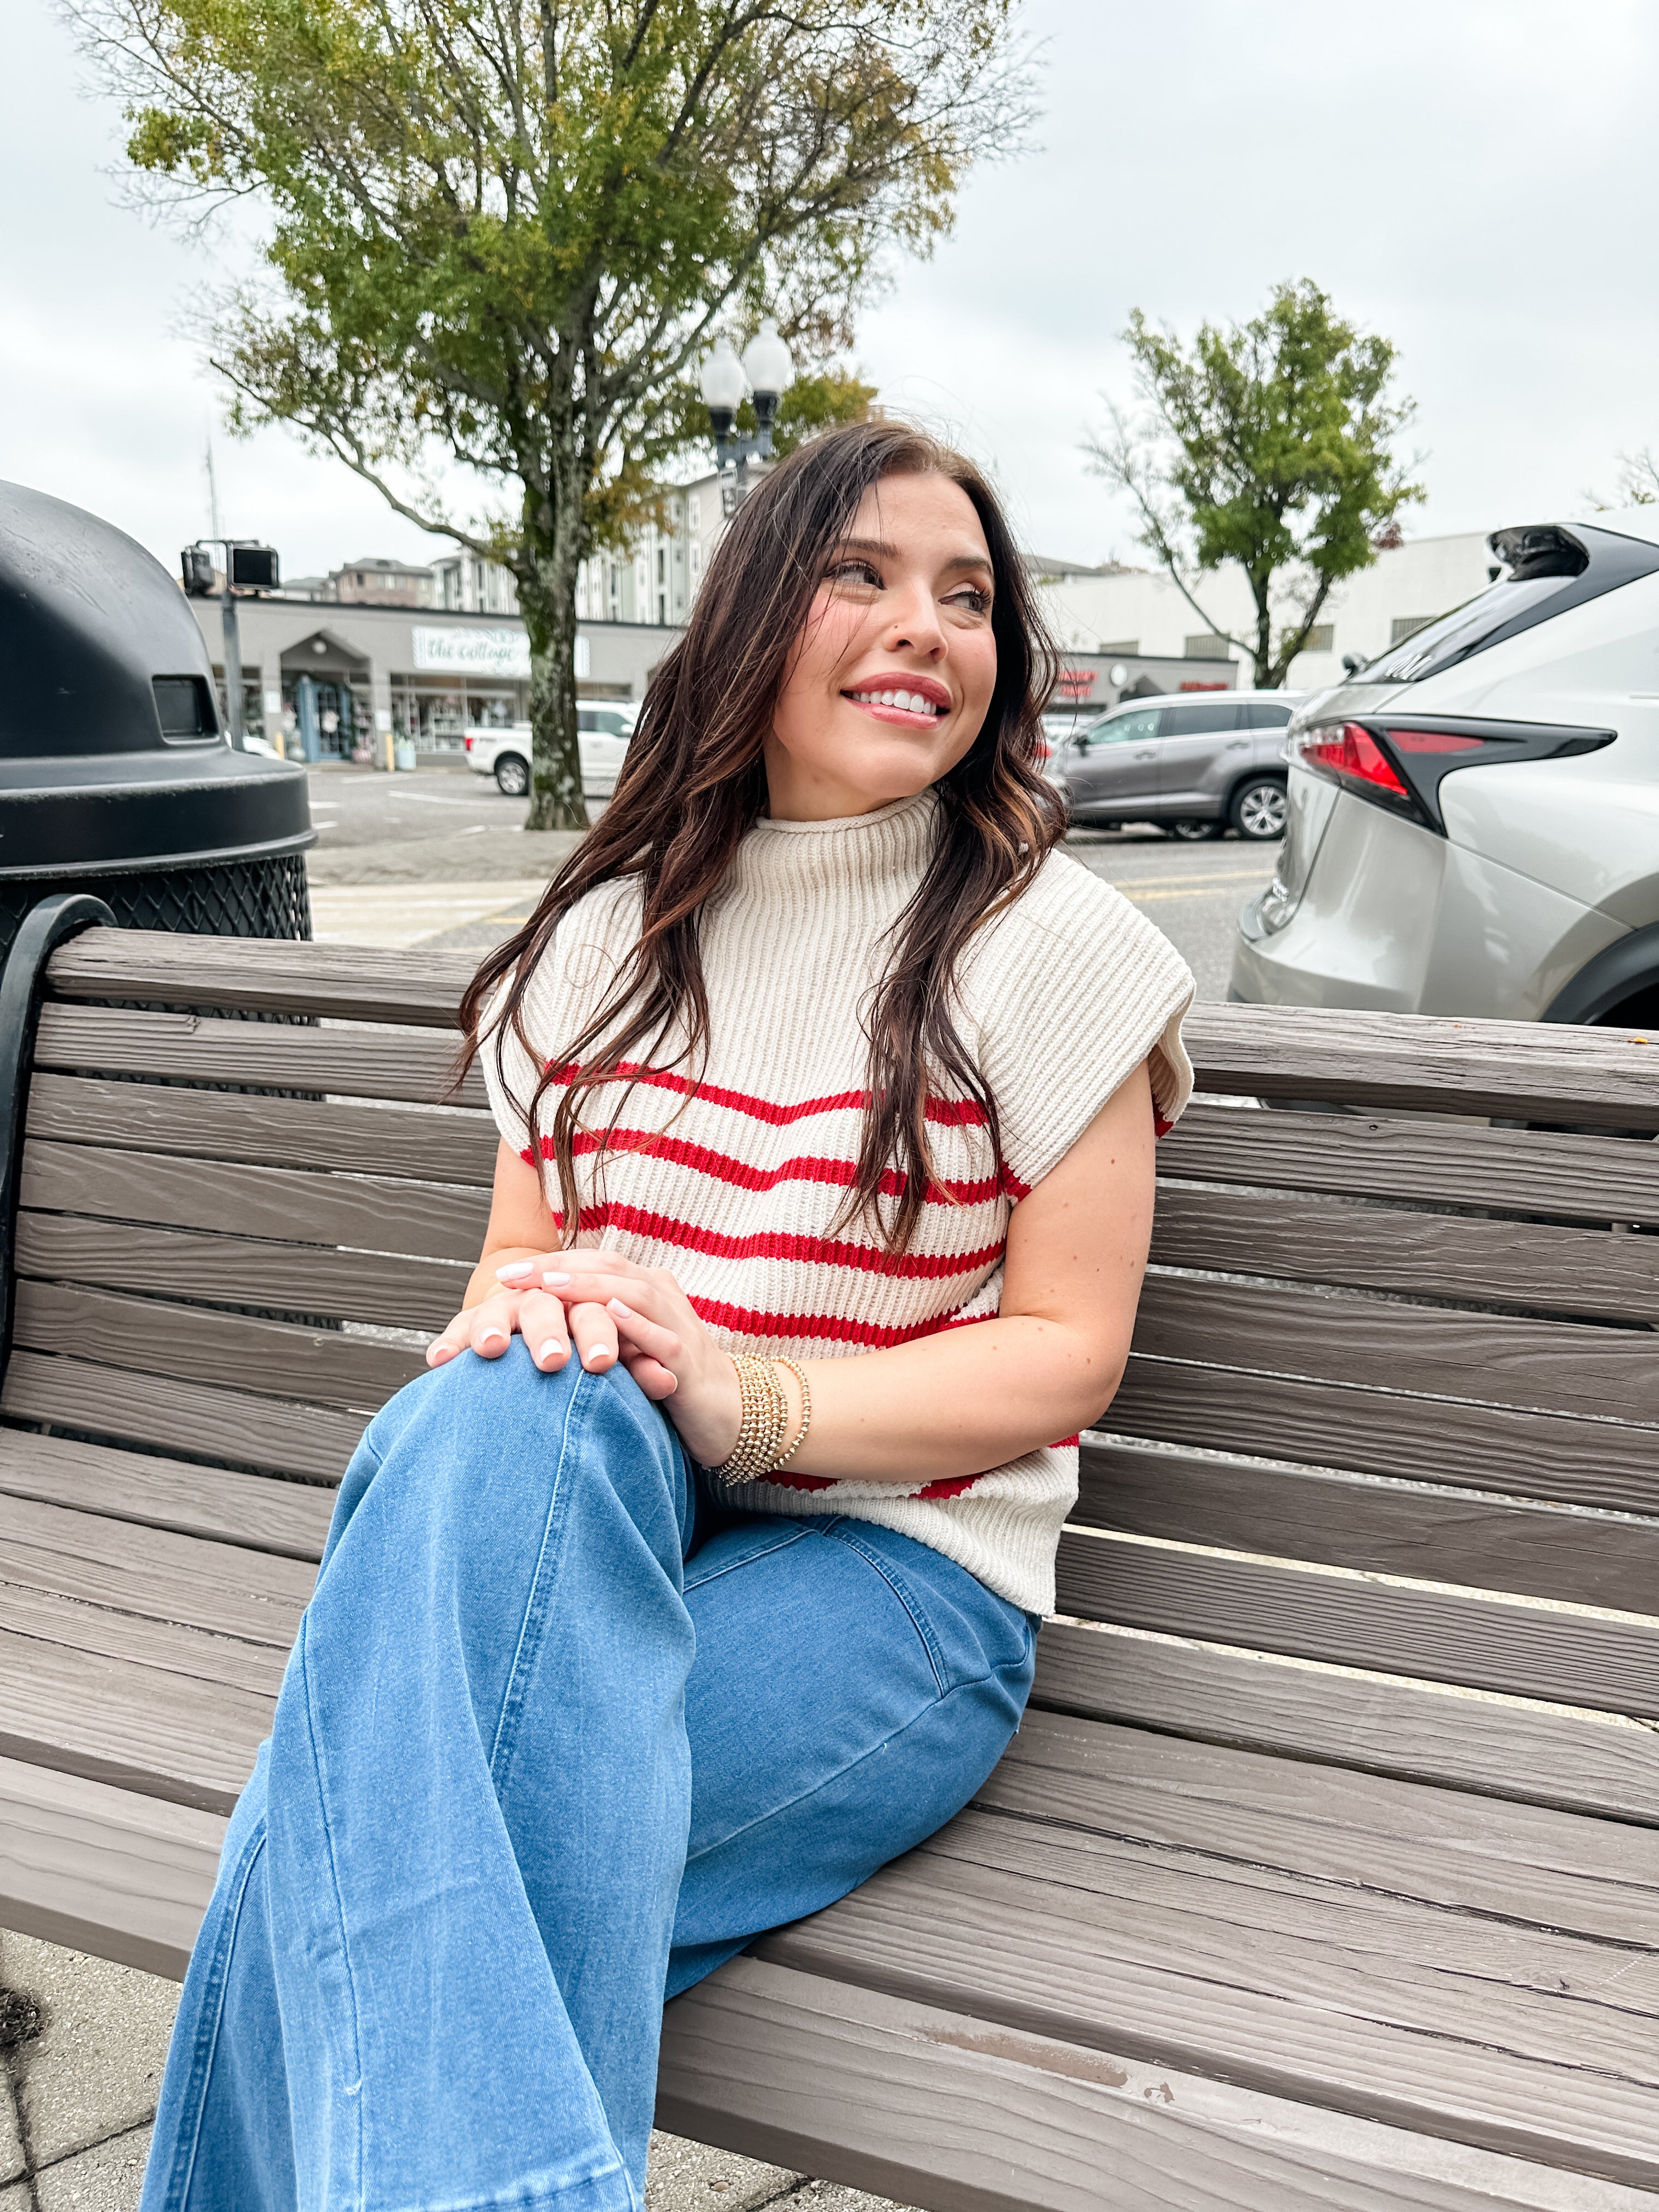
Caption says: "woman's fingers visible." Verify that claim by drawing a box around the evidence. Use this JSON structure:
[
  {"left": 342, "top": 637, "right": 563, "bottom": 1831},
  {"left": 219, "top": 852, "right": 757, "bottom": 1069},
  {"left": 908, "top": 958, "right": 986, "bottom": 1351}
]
[
  {"left": 425, "top": 1308, "right": 477, "bottom": 1367},
  {"left": 468, "top": 1291, "right": 520, "bottom": 1358},
  {"left": 603, "top": 1297, "right": 682, "bottom": 1367},
  {"left": 568, "top": 1301, "right": 620, "bottom": 1373},
  {"left": 619, "top": 1350, "right": 678, "bottom": 1400},
  {"left": 517, "top": 1289, "right": 572, "bottom": 1372}
]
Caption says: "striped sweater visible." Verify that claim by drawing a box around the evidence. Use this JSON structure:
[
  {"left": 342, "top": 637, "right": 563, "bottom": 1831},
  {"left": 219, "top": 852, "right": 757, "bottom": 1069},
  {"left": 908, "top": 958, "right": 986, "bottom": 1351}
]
[{"left": 481, "top": 791, "right": 1194, "bottom": 1612}]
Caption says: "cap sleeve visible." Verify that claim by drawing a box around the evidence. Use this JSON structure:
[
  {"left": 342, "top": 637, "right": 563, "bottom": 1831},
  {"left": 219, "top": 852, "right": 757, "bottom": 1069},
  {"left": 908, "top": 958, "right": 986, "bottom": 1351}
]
[{"left": 969, "top": 853, "right": 1195, "bottom": 1198}]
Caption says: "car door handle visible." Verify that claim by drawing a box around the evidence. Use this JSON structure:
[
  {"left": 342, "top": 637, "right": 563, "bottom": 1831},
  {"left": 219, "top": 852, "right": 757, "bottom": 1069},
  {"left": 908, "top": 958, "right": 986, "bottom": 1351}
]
[{"left": 1135, "top": 747, "right": 1157, "bottom": 758}]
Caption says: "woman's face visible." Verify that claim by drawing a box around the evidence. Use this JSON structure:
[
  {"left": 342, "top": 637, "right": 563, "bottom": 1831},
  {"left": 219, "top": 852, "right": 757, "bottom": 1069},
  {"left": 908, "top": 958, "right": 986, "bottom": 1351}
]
[{"left": 765, "top": 470, "right": 999, "bottom": 820}]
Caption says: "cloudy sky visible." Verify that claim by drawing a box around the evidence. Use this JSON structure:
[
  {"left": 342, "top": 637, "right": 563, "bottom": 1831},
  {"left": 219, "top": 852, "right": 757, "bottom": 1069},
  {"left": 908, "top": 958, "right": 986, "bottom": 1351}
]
[{"left": 7, "top": 0, "right": 1658, "bottom": 580}]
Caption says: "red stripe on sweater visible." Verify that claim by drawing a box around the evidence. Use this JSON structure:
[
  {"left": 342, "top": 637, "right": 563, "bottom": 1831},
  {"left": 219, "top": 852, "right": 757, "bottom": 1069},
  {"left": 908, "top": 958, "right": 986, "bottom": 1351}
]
[
  {"left": 547, "top": 1060, "right": 990, "bottom": 1131},
  {"left": 560, "top": 1201, "right": 1005, "bottom": 1283},
  {"left": 685, "top": 1294, "right": 978, "bottom": 1350},
  {"left": 529, "top": 1128, "right": 1007, "bottom": 1209}
]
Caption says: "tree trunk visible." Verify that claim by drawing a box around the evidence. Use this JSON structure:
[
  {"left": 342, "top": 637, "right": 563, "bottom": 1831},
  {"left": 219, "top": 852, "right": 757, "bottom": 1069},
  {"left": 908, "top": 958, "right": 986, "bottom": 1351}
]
[{"left": 520, "top": 478, "right": 589, "bottom": 833}]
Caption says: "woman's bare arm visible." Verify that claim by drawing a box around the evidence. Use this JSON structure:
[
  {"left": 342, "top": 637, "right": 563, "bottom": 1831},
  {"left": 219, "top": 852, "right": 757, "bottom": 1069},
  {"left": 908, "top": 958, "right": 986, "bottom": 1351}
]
[{"left": 435, "top": 1060, "right": 1158, "bottom": 1483}]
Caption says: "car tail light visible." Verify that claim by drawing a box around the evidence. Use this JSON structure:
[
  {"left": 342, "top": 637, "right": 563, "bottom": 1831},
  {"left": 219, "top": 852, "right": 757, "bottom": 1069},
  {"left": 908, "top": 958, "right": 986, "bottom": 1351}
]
[{"left": 1287, "top": 714, "right": 1615, "bottom": 833}]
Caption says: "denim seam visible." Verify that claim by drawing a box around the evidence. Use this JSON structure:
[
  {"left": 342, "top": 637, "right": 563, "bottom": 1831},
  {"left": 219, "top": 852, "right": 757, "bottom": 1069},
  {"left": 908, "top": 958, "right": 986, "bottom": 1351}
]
[
  {"left": 682, "top": 1646, "right": 1034, "bottom": 1866},
  {"left": 680, "top": 1521, "right": 815, "bottom": 1595},
  {"left": 151, "top": 1816, "right": 269, "bottom": 2212},
  {"left": 299, "top": 1610, "right": 369, "bottom": 2197},
  {"left": 487, "top": 1364, "right": 592, "bottom": 1785},
  {"left": 818, "top": 1521, "right": 951, "bottom": 1696}
]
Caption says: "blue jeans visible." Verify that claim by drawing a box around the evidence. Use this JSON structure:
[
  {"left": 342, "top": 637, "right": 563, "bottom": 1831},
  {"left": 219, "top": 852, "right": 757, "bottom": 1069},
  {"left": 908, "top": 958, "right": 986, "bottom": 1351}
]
[{"left": 142, "top": 1343, "right": 1036, "bottom": 2212}]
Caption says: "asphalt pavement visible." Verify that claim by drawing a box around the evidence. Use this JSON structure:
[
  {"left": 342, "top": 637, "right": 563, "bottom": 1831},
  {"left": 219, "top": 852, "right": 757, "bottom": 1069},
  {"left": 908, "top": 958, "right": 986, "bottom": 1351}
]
[{"left": 306, "top": 761, "right": 1275, "bottom": 994}]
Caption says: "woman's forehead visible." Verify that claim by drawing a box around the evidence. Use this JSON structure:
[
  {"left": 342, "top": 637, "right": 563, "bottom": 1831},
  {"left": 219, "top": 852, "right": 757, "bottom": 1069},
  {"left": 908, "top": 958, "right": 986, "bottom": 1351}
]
[{"left": 848, "top": 472, "right": 990, "bottom": 558}]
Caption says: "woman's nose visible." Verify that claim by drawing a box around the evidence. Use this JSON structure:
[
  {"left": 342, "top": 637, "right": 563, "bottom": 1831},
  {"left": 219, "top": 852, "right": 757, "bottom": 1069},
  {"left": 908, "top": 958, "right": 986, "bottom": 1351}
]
[{"left": 882, "top": 584, "right": 947, "bottom": 656}]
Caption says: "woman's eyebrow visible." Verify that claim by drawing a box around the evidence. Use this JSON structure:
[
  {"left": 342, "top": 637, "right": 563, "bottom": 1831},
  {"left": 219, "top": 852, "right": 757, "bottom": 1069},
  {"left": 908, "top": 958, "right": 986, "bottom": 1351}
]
[{"left": 830, "top": 538, "right": 992, "bottom": 575}]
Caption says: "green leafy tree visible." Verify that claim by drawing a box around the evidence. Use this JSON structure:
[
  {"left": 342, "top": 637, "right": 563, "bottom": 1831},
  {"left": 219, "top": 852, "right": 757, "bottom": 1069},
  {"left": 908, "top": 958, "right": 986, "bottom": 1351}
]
[
  {"left": 1085, "top": 280, "right": 1423, "bottom": 690},
  {"left": 82, "top": 0, "right": 1029, "bottom": 827}
]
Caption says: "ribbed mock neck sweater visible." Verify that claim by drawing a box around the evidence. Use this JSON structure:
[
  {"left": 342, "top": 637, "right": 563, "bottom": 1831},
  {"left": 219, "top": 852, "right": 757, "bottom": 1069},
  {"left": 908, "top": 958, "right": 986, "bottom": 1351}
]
[{"left": 482, "top": 791, "right": 1194, "bottom": 1613}]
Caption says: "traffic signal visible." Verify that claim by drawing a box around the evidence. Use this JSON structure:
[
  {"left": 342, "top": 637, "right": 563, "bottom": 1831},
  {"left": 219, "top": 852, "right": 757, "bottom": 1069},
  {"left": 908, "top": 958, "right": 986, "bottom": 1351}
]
[
  {"left": 180, "top": 546, "right": 216, "bottom": 596},
  {"left": 230, "top": 544, "right": 280, "bottom": 590}
]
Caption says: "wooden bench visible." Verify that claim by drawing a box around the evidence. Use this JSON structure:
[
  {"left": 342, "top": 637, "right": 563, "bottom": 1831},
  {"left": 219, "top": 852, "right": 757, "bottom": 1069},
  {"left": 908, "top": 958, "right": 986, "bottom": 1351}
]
[{"left": 2, "top": 900, "right": 1656, "bottom": 2212}]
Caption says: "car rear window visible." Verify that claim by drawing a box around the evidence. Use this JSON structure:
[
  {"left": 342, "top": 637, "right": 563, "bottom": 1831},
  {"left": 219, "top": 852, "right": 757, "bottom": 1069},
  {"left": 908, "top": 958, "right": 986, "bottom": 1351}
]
[
  {"left": 1244, "top": 701, "right": 1294, "bottom": 729},
  {"left": 1362, "top": 523, "right": 1659, "bottom": 684},
  {"left": 1161, "top": 701, "right": 1244, "bottom": 736}
]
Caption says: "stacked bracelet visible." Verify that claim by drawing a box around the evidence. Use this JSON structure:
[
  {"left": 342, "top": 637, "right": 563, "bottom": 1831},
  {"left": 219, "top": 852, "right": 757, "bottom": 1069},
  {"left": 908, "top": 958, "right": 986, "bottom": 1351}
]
[{"left": 713, "top": 1355, "right": 812, "bottom": 1485}]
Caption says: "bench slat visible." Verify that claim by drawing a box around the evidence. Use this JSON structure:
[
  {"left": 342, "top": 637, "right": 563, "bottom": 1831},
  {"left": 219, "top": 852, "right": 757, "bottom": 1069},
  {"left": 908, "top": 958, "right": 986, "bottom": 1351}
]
[
  {"left": 26, "top": 1071, "right": 500, "bottom": 1186},
  {"left": 1030, "top": 1622, "right": 1659, "bottom": 1826},
  {"left": 1133, "top": 1274, "right": 1659, "bottom": 1427},
  {"left": 3, "top": 1352, "right": 361, "bottom": 1480},
  {"left": 32, "top": 1002, "right": 486, "bottom": 1107},
  {"left": 13, "top": 1281, "right": 427, "bottom": 1414},
  {"left": 0, "top": 1431, "right": 332, "bottom": 1560},
  {"left": 0, "top": 1493, "right": 312, "bottom": 1648},
  {"left": 916, "top": 1811, "right": 1659, "bottom": 2072},
  {"left": 1111, "top": 1356, "right": 1658, "bottom": 1516},
  {"left": 1182, "top": 1002, "right": 1659, "bottom": 1131},
  {"left": 0, "top": 1753, "right": 227, "bottom": 1981},
  {"left": 663, "top": 1957, "right": 1659, "bottom": 2212},
  {"left": 1054, "top": 1531, "right": 1659, "bottom": 1718},
  {"left": 1150, "top": 1184, "right": 1659, "bottom": 1325},
  {"left": 17, "top": 1212, "right": 470, "bottom": 1334},
  {"left": 761, "top": 1863, "right": 1659, "bottom": 2189},
  {"left": 0, "top": 1574, "right": 285, "bottom": 1697},
  {"left": 1076, "top": 1439, "right": 1659, "bottom": 1613},
  {"left": 0, "top": 1625, "right": 269, "bottom": 1809},
  {"left": 22, "top": 1138, "right": 491, "bottom": 1262},
  {"left": 980, "top": 1711, "right": 1657, "bottom": 1939},
  {"left": 1162, "top": 1102, "right": 1659, "bottom": 1226},
  {"left": 45, "top": 928, "right": 475, "bottom": 1029}
]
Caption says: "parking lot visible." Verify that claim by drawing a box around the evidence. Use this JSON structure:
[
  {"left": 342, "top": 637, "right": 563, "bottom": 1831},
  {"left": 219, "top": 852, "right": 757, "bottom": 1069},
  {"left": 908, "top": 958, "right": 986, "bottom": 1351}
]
[{"left": 305, "top": 763, "right": 1276, "bottom": 998}]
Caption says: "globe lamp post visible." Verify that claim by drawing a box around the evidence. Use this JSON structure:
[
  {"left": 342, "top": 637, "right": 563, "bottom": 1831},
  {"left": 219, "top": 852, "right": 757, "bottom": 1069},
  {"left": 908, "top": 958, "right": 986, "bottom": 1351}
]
[{"left": 699, "top": 319, "right": 795, "bottom": 510}]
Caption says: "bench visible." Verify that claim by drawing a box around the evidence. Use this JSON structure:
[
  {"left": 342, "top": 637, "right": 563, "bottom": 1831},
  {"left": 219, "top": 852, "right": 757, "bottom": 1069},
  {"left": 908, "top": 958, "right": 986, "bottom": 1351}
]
[{"left": 1, "top": 895, "right": 1656, "bottom": 2212}]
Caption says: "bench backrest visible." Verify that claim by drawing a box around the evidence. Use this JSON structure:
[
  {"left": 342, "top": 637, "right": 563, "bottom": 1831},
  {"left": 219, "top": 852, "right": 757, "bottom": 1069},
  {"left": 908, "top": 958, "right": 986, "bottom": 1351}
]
[{"left": 7, "top": 927, "right": 1658, "bottom": 1824}]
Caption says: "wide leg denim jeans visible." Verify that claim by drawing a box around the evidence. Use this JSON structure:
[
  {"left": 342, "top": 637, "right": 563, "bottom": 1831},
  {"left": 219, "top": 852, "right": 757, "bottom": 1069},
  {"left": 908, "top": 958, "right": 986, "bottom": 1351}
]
[{"left": 142, "top": 1342, "right": 1037, "bottom": 2212}]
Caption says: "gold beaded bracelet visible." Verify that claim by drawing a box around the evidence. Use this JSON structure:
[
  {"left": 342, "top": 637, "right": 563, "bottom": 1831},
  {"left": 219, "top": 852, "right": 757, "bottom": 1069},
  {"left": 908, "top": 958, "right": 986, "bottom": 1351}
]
[{"left": 713, "top": 1355, "right": 811, "bottom": 1486}]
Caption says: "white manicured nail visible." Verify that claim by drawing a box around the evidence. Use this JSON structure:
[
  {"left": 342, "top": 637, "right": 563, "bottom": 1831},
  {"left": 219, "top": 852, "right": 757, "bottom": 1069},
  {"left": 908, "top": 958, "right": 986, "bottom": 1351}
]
[
  {"left": 496, "top": 1261, "right": 534, "bottom": 1280},
  {"left": 537, "top": 1340, "right": 565, "bottom": 1363},
  {"left": 542, "top": 1271, "right": 571, "bottom": 1286},
  {"left": 478, "top": 1328, "right": 509, "bottom": 1348}
]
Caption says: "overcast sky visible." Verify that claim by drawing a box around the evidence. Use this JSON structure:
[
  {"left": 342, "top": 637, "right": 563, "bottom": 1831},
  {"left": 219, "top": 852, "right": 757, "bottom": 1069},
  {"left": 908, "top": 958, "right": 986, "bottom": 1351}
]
[{"left": 6, "top": 0, "right": 1658, "bottom": 580}]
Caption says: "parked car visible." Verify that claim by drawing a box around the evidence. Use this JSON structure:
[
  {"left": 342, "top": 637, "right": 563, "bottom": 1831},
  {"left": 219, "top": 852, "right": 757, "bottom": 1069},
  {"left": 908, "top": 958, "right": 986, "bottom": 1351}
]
[
  {"left": 1231, "top": 511, "right": 1659, "bottom": 1025},
  {"left": 464, "top": 703, "right": 637, "bottom": 799},
  {"left": 1047, "top": 691, "right": 1302, "bottom": 840}
]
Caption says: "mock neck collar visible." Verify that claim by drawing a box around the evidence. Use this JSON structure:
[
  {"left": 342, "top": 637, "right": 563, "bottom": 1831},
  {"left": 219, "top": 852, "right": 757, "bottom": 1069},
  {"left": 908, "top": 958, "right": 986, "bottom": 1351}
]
[{"left": 726, "top": 789, "right": 940, "bottom": 906}]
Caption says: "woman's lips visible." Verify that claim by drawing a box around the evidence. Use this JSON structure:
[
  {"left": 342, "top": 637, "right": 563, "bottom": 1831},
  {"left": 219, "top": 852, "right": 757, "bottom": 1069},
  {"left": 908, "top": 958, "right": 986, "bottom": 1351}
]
[{"left": 846, "top": 697, "right": 946, "bottom": 728}]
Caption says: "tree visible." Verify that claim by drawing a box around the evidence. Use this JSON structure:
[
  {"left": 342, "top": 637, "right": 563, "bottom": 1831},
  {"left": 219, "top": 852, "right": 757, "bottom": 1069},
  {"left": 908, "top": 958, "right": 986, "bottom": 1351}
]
[
  {"left": 1586, "top": 449, "right": 1659, "bottom": 509},
  {"left": 80, "top": 0, "right": 1029, "bottom": 828},
  {"left": 1084, "top": 281, "right": 1423, "bottom": 691}
]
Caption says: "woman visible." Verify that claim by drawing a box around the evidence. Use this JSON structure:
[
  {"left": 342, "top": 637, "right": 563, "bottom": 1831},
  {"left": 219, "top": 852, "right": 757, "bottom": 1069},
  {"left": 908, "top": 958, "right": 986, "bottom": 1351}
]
[{"left": 143, "top": 420, "right": 1193, "bottom": 2212}]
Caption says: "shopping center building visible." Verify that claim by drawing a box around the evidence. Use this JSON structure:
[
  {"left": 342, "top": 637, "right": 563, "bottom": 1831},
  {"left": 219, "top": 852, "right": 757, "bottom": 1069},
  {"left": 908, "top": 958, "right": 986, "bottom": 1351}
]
[{"left": 184, "top": 595, "right": 682, "bottom": 760}]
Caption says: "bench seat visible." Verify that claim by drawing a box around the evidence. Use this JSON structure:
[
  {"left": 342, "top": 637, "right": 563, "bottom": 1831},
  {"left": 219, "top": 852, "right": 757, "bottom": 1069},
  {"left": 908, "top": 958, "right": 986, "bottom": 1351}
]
[{"left": 2, "top": 923, "right": 1657, "bottom": 2210}]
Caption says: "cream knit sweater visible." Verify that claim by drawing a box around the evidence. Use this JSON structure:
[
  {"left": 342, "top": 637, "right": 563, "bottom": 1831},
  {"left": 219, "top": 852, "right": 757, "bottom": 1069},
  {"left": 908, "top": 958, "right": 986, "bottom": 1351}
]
[{"left": 482, "top": 791, "right": 1194, "bottom": 1613}]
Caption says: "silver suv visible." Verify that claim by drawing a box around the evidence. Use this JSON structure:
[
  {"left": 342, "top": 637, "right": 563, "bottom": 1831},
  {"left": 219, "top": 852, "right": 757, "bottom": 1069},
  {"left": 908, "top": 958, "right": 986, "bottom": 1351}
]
[
  {"left": 1231, "top": 511, "right": 1659, "bottom": 1025},
  {"left": 1049, "top": 692, "right": 1300, "bottom": 841}
]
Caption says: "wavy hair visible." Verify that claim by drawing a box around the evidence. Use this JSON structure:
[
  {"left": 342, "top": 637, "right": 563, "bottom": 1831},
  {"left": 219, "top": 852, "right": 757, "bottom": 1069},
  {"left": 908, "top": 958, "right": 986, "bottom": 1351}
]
[{"left": 456, "top": 418, "right": 1065, "bottom": 1254}]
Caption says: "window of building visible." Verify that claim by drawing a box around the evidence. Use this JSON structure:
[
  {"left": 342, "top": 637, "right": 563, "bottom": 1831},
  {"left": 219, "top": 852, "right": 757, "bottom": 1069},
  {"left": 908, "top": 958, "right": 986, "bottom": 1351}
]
[
  {"left": 1391, "top": 614, "right": 1435, "bottom": 645},
  {"left": 690, "top": 543, "right": 702, "bottom": 579},
  {"left": 1098, "top": 638, "right": 1138, "bottom": 655},
  {"left": 689, "top": 493, "right": 701, "bottom": 528},
  {"left": 1299, "top": 624, "right": 1335, "bottom": 653},
  {"left": 1184, "top": 633, "right": 1229, "bottom": 659}
]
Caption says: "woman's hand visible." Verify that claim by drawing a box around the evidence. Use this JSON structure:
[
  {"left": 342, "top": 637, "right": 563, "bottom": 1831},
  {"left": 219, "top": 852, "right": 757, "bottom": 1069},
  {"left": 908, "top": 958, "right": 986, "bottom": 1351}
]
[{"left": 426, "top": 1249, "right": 747, "bottom": 1470}]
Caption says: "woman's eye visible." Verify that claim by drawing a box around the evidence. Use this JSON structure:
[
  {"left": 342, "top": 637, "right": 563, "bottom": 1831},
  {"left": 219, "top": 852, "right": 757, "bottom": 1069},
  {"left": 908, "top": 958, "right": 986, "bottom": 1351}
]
[
  {"left": 947, "top": 585, "right": 991, "bottom": 614},
  {"left": 825, "top": 558, "right": 882, "bottom": 589}
]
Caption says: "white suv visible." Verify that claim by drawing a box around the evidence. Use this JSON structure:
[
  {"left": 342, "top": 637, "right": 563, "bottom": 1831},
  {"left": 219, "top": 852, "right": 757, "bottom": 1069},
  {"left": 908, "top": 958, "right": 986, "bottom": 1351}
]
[
  {"left": 1231, "top": 511, "right": 1659, "bottom": 1028},
  {"left": 464, "top": 704, "right": 636, "bottom": 799}
]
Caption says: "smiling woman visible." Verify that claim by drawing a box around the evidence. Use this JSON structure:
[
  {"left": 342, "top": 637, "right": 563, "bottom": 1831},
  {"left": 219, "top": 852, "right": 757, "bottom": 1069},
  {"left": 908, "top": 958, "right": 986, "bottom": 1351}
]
[{"left": 142, "top": 422, "right": 1195, "bottom": 2212}]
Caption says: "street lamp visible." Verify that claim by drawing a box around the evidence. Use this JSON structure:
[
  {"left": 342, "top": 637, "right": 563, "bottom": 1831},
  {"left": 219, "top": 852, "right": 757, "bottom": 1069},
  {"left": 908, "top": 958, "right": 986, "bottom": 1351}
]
[
  {"left": 699, "top": 319, "right": 795, "bottom": 510},
  {"left": 182, "top": 538, "right": 280, "bottom": 749}
]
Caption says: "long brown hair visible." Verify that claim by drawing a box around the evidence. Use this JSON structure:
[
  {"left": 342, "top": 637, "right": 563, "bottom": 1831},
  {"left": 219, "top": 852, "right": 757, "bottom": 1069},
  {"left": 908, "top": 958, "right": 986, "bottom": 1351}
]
[{"left": 457, "top": 418, "right": 1064, "bottom": 1254}]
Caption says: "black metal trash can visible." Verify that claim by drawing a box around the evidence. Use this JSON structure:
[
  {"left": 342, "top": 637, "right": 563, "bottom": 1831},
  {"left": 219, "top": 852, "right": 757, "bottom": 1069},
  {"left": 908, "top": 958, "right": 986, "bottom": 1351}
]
[{"left": 0, "top": 480, "right": 313, "bottom": 967}]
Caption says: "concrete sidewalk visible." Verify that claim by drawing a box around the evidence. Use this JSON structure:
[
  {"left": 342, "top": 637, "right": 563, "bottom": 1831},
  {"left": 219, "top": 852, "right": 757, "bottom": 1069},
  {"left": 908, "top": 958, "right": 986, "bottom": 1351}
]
[{"left": 0, "top": 1935, "right": 909, "bottom": 2212}]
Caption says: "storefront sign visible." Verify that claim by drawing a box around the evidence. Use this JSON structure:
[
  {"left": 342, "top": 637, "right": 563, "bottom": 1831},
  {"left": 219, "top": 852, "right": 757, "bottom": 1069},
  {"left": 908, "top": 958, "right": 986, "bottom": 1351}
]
[
  {"left": 412, "top": 626, "right": 532, "bottom": 678},
  {"left": 410, "top": 628, "right": 592, "bottom": 680}
]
